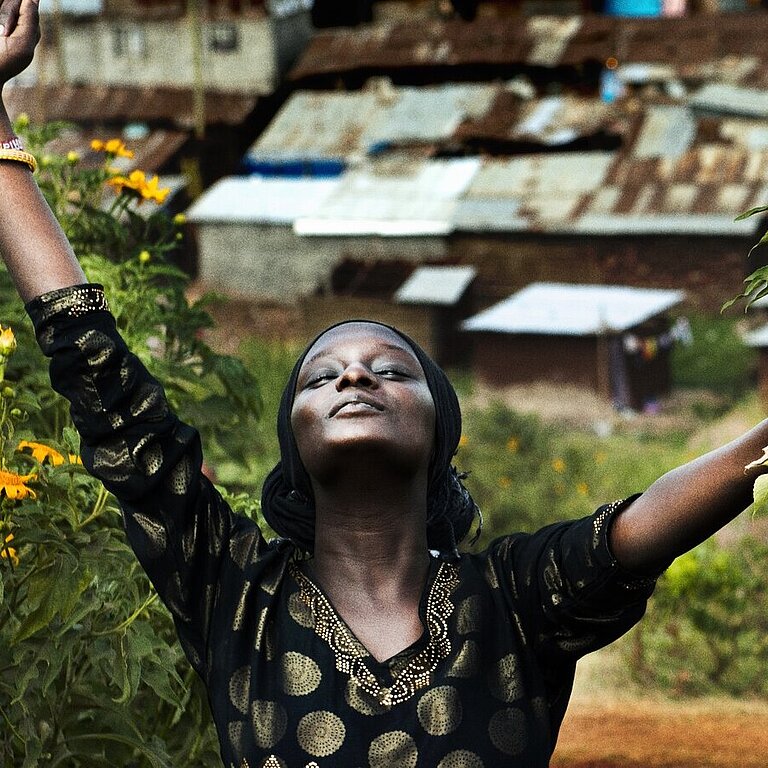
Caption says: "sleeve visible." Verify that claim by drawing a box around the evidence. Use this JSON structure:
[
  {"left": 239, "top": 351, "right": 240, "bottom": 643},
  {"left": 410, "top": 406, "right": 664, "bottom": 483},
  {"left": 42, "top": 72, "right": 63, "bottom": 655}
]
[
  {"left": 490, "top": 496, "right": 664, "bottom": 664},
  {"left": 26, "top": 283, "right": 266, "bottom": 678}
]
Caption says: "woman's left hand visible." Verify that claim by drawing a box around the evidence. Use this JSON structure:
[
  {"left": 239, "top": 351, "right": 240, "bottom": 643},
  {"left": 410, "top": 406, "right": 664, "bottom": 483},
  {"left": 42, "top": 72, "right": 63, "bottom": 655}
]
[{"left": 0, "top": 0, "right": 40, "bottom": 88}]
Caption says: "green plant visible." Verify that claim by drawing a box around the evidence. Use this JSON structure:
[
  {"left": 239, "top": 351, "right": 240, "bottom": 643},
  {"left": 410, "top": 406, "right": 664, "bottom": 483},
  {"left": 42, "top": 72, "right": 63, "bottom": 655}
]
[
  {"left": 0, "top": 120, "right": 266, "bottom": 766},
  {"left": 626, "top": 538, "right": 768, "bottom": 696}
]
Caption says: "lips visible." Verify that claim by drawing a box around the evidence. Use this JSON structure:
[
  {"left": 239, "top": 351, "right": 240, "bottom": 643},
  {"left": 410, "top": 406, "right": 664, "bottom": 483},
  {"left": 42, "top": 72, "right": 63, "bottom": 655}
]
[{"left": 328, "top": 395, "right": 385, "bottom": 418}]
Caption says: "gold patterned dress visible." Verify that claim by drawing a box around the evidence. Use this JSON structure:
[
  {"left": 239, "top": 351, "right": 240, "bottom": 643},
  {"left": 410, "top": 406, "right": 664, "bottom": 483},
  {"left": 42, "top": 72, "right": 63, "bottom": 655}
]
[{"left": 28, "top": 284, "right": 659, "bottom": 768}]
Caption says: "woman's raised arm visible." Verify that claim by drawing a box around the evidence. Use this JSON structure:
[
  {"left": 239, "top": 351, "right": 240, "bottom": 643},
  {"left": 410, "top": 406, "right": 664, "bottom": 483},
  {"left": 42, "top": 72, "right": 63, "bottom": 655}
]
[
  {"left": 0, "top": 0, "right": 86, "bottom": 301},
  {"left": 610, "top": 420, "right": 768, "bottom": 575}
]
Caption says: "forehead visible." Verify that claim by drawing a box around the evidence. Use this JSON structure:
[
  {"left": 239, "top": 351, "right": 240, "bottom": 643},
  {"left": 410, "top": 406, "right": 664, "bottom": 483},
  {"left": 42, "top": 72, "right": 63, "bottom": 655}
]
[{"left": 300, "top": 323, "right": 420, "bottom": 368}]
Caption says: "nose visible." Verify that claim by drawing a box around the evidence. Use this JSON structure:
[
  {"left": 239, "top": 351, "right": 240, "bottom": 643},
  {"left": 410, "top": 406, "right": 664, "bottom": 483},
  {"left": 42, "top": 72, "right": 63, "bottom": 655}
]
[{"left": 335, "top": 362, "right": 378, "bottom": 391}]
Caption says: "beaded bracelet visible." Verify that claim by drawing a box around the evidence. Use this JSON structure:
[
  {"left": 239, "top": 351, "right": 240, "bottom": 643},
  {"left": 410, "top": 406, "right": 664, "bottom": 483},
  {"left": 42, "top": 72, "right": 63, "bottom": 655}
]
[
  {"left": 0, "top": 148, "right": 37, "bottom": 173},
  {"left": 0, "top": 136, "right": 24, "bottom": 151}
]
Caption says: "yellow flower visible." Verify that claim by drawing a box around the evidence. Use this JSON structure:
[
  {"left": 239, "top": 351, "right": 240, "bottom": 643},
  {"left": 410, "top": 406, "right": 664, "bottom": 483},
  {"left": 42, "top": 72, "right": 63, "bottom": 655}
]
[
  {"left": 576, "top": 482, "right": 589, "bottom": 496},
  {"left": 107, "top": 170, "right": 170, "bottom": 204},
  {"left": 1, "top": 533, "right": 19, "bottom": 567},
  {"left": 173, "top": 213, "right": 186, "bottom": 226},
  {"left": 0, "top": 469, "right": 36, "bottom": 499},
  {"left": 138, "top": 250, "right": 152, "bottom": 264},
  {"left": 17, "top": 440, "right": 77, "bottom": 466},
  {"left": 551, "top": 458, "right": 566, "bottom": 473},
  {"left": 0, "top": 326, "right": 16, "bottom": 356},
  {"left": 458, "top": 435, "right": 469, "bottom": 447},
  {"left": 67, "top": 150, "right": 80, "bottom": 164},
  {"left": 91, "top": 138, "right": 134, "bottom": 158},
  {"left": 506, "top": 437, "right": 519, "bottom": 454}
]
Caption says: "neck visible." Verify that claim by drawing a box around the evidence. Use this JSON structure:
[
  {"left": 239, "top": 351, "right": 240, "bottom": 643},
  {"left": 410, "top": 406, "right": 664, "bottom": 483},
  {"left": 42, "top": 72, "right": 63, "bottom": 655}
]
[{"left": 310, "top": 464, "right": 431, "bottom": 599}]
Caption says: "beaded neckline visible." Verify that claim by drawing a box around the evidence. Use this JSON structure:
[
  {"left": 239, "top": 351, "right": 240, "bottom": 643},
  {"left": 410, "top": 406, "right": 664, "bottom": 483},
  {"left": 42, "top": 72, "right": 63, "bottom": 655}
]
[{"left": 290, "top": 560, "right": 460, "bottom": 708}]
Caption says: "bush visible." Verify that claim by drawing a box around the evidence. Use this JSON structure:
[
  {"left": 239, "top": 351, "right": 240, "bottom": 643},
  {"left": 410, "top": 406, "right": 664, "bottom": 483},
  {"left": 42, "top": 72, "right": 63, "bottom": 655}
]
[
  {"left": 0, "top": 121, "right": 265, "bottom": 767},
  {"left": 627, "top": 537, "right": 768, "bottom": 697},
  {"left": 670, "top": 314, "right": 755, "bottom": 402}
]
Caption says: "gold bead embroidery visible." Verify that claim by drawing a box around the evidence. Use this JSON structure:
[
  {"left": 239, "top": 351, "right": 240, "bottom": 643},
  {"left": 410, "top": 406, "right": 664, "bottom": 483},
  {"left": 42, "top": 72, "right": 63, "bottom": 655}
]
[
  {"left": 290, "top": 561, "right": 460, "bottom": 707},
  {"left": 29, "top": 284, "right": 110, "bottom": 326}
]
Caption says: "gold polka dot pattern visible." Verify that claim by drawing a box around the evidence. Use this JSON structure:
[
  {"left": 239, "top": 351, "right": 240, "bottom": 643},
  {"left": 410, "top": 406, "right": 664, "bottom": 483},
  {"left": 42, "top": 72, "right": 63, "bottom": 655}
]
[
  {"left": 447, "top": 640, "right": 480, "bottom": 679},
  {"left": 280, "top": 651, "right": 322, "bottom": 696},
  {"left": 228, "top": 666, "right": 251, "bottom": 715},
  {"left": 288, "top": 591, "right": 314, "bottom": 628},
  {"left": 296, "top": 710, "right": 346, "bottom": 757},
  {"left": 250, "top": 700, "right": 287, "bottom": 750},
  {"left": 456, "top": 595, "right": 481, "bottom": 635},
  {"left": 488, "top": 653, "right": 523, "bottom": 703},
  {"left": 232, "top": 581, "right": 252, "bottom": 632},
  {"left": 437, "top": 750, "right": 485, "bottom": 768},
  {"left": 131, "top": 513, "right": 167, "bottom": 557},
  {"left": 417, "top": 685, "right": 462, "bottom": 736},
  {"left": 368, "top": 730, "right": 418, "bottom": 768},
  {"left": 228, "top": 720, "right": 244, "bottom": 755},
  {"left": 488, "top": 707, "right": 527, "bottom": 756}
]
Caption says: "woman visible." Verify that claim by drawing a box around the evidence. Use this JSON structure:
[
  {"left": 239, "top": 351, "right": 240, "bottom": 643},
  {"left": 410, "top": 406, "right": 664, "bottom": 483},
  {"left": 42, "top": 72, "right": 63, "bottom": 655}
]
[{"left": 1, "top": 3, "right": 766, "bottom": 766}]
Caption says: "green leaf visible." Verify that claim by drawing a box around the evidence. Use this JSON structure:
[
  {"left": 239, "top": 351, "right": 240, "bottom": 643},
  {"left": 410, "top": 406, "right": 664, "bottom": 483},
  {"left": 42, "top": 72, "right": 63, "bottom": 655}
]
[
  {"left": 13, "top": 556, "right": 89, "bottom": 643},
  {"left": 735, "top": 204, "right": 768, "bottom": 221},
  {"left": 753, "top": 474, "right": 768, "bottom": 517},
  {"left": 67, "top": 732, "right": 172, "bottom": 768}
]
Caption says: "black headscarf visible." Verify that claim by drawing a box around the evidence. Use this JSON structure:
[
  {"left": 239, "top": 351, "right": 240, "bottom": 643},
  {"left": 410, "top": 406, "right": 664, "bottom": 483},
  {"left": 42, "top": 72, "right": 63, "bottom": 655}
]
[{"left": 260, "top": 320, "right": 480, "bottom": 555}]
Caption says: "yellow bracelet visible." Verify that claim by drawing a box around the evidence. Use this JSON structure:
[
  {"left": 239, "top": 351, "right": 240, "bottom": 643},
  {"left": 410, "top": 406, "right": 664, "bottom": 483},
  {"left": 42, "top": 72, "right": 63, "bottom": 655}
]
[{"left": 0, "top": 148, "right": 38, "bottom": 173}]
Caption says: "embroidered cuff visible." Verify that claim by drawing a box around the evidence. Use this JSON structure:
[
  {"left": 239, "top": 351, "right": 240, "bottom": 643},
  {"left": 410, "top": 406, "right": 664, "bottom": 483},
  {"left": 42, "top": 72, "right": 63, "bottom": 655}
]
[{"left": 25, "top": 283, "right": 110, "bottom": 333}]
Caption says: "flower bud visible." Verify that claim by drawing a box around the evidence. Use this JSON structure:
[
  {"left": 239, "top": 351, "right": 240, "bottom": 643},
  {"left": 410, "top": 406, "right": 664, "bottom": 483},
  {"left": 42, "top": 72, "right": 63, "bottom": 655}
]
[
  {"left": 67, "top": 151, "right": 80, "bottom": 165},
  {"left": 138, "top": 250, "right": 151, "bottom": 264},
  {"left": 0, "top": 327, "right": 16, "bottom": 356},
  {"left": 2, "top": 386, "right": 15, "bottom": 398}
]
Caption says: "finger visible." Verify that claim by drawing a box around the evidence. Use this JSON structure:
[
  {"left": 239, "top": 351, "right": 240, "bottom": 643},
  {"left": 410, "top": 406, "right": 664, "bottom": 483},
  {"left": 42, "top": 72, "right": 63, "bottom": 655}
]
[
  {"left": 0, "top": 0, "right": 22, "bottom": 37},
  {"left": 13, "top": 0, "right": 39, "bottom": 38}
]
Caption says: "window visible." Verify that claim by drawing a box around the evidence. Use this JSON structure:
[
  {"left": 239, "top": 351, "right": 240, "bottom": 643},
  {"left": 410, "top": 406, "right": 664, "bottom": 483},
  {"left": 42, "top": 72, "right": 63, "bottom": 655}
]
[
  {"left": 112, "top": 25, "right": 147, "bottom": 59},
  {"left": 207, "top": 22, "right": 239, "bottom": 53}
]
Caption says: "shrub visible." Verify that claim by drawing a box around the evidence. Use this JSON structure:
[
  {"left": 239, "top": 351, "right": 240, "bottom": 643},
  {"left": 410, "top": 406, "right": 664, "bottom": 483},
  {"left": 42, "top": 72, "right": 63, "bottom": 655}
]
[{"left": 0, "top": 121, "right": 265, "bottom": 767}]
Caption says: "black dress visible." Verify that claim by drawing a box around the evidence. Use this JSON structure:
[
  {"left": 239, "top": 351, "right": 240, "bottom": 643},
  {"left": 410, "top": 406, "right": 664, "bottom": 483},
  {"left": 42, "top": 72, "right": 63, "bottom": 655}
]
[{"left": 28, "top": 284, "right": 659, "bottom": 768}]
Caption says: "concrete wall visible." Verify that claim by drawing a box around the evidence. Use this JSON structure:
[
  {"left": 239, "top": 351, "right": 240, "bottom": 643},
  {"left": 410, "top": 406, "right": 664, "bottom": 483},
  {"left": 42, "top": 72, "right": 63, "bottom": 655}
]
[
  {"left": 193, "top": 224, "right": 449, "bottom": 300},
  {"left": 59, "top": 15, "right": 278, "bottom": 93},
  {"left": 194, "top": 224, "right": 340, "bottom": 300}
]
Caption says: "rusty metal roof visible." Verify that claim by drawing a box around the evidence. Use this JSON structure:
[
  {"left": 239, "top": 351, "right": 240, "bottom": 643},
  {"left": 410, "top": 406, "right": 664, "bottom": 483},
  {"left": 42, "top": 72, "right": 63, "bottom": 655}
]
[
  {"left": 248, "top": 83, "right": 498, "bottom": 164},
  {"left": 248, "top": 84, "right": 623, "bottom": 167},
  {"left": 3, "top": 84, "right": 257, "bottom": 129},
  {"left": 290, "top": 12, "right": 768, "bottom": 88}
]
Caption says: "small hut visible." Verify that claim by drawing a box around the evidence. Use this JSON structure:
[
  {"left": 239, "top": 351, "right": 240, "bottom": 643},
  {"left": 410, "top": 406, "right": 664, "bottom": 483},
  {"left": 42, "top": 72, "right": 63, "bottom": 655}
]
[
  {"left": 394, "top": 265, "right": 477, "bottom": 367},
  {"left": 462, "top": 282, "right": 685, "bottom": 410}
]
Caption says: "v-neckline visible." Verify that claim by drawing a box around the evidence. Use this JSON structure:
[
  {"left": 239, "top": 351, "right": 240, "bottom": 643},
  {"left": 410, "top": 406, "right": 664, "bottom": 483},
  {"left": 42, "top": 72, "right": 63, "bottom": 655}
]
[{"left": 289, "top": 556, "right": 460, "bottom": 708}]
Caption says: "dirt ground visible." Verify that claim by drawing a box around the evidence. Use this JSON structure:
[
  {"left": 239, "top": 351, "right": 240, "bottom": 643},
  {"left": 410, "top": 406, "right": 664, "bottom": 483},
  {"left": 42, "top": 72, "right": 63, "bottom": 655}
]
[
  {"left": 550, "top": 649, "right": 768, "bottom": 768},
  {"left": 553, "top": 698, "right": 768, "bottom": 768}
]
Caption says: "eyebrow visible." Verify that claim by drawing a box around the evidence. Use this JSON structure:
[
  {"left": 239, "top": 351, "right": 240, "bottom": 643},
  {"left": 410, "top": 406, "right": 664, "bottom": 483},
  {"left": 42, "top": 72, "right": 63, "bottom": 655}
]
[{"left": 302, "top": 343, "right": 415, "bottom": 368}]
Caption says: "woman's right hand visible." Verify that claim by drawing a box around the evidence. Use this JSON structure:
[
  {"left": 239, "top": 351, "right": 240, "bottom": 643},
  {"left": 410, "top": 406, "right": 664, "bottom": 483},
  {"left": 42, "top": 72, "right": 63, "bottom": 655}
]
[{"left": 0, "top": 0, "right": 40, "bottom": 89}]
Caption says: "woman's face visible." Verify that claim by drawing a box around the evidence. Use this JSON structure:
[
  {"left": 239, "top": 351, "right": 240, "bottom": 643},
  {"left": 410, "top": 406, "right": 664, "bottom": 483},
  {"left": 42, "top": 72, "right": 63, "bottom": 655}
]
[{"left": 291, "top": 323, "right": 436, "bottom": 485}]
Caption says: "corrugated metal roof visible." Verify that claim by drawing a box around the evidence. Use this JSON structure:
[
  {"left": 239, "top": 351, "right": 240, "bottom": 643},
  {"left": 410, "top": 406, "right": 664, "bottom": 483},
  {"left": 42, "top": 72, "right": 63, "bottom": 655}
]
[
  {"left": 186, "top": 176, "right": 341, "bottom": 224},
  {"left": 247, "top": 83, "right": 497, "bottom": 165},
  {"left": 462, "top": 283, "right": 685, "bottom": 336},
  {"left": 690, "top": 83, "right": 768, "bottom": 119},
  {"left": 457, "top": 140, "right": 768, "bottom": 235},
  {"left": 294, "top": 158, "right": 481, "bottom": 236},
  {"left": 395, "top": 265, "right": 477, "bottom": 306},
  {"left": 633, "top": 105, "right": 696, "bottom": 158},
  {"left": 3, "top": 84, "right": 256, "bottom": 128},
  {"left": 290, "top": 13, "right": 768, "bottom": 88}
]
